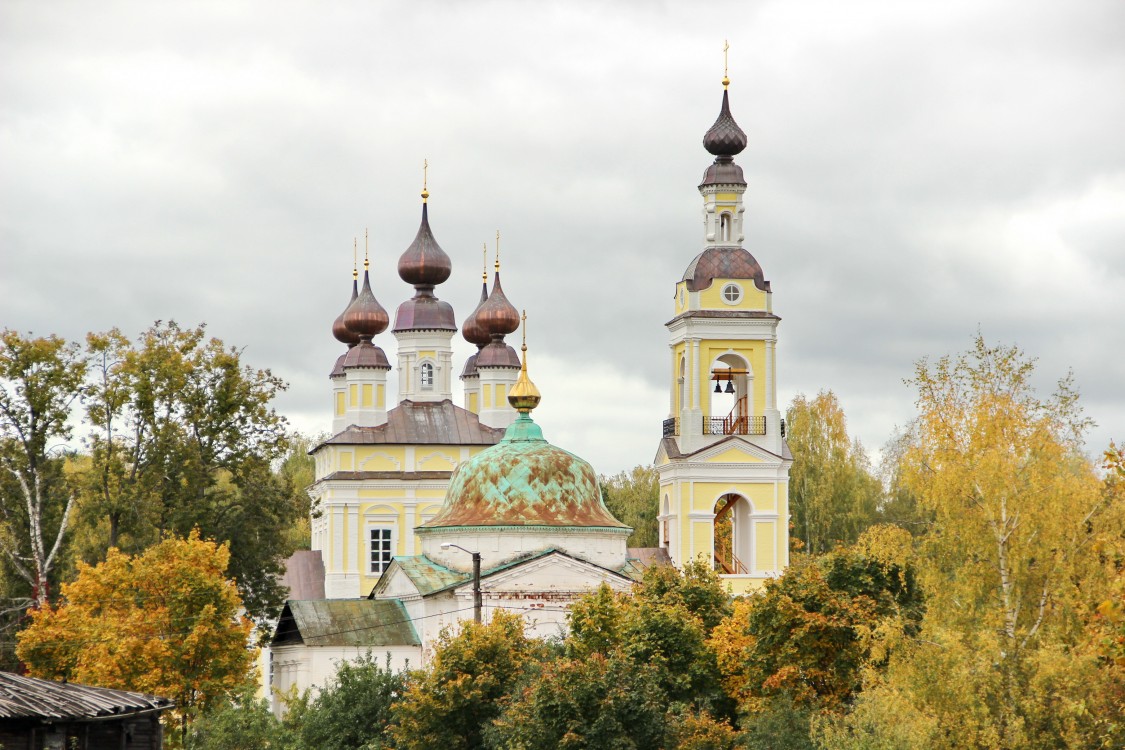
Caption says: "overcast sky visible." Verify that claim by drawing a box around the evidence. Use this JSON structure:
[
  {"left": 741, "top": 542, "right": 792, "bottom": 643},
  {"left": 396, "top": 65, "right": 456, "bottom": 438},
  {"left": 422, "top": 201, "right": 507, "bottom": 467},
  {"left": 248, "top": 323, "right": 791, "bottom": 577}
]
[{"left": 2, "top": 0, "right": 1123, "bottom": 475}]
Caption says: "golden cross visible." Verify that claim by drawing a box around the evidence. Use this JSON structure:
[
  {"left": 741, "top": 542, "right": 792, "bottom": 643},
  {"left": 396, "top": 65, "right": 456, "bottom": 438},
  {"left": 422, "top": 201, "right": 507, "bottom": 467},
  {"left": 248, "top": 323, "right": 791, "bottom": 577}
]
[
  {"left": 723, "top": 40, "right": 729, "bottom": 77},
  {"left": 353, "top": 238, "right": 358, "bottom": 279},
  {"left": 482, "top": 243, "right": 488, "bottom": 281},
  {"left": 364, "top": 228, "right": 370, "bottom": 270},
  {"left": 423, "top": 158, "right": 428, "bottom": 191},
  {"left": 521, "top": 309, "right": 527, "bottom": 349},
  {"left": 495, "top": 229, "right": 501, "bottom": 270}
]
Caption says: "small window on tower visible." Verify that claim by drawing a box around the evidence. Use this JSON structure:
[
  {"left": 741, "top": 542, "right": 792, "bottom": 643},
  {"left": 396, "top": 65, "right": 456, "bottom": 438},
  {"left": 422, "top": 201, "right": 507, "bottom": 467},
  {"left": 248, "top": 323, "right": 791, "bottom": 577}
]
[
  {"left": 720, "top": 212, "right": 732, "bottom": 242},
  {"left": 420, "top": 362, "right": 434, "bottom": 389},
  {"left": 721, "top": 283, "right": 743, "bottom": 305}
]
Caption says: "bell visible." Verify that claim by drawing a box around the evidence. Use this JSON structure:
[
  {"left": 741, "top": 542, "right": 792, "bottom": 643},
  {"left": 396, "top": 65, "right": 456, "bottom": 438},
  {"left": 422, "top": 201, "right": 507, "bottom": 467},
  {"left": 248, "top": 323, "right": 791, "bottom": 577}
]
[
  {"left": 725, "top": 380, "right": 735, "bottom": 394},
  {"left": 714, "top": 381, "right": 722, "bottom": 394}
]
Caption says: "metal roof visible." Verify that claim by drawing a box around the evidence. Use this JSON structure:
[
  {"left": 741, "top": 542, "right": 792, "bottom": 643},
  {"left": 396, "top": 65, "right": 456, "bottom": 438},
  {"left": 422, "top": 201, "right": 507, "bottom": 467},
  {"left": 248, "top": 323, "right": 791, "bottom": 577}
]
[
  {"left": 271, "top": 599, "right": 420, "bottom": 648},
  {"left": 0, "top": 672, "right": 172, "bottom": 721},
  {"left": 318, "top": 400, "right": 505, "bottom": 448}
]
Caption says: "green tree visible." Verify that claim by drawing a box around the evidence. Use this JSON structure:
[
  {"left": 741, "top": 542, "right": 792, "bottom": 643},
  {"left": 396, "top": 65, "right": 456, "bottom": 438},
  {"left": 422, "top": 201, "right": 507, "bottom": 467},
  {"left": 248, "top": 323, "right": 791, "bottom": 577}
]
[
  {"left": 486, "top": 653, "right": 670, "bottom": 749},
  {"left": 299, "top": 652, "right": 407, "bottom": 750},
  {"left": 710, "top": 526, "right": 923, "bottom": 717},
  {"left": 0, "top": 330, "right": 87, "bottom": 608},
  {"left": 77, "top": 322, "right": 299, "bottom": 622},
  {"left": 601, "top": 465, "right": 659, "bottom": 547},
  {"left": 17, "top": 532, "right": 257, "bottom": 745},
  {"left": 566, "top": 564, "right": 733, "bottom": 719},
  {"left": 392, "top": 610, "right": 543, "bottom": 750},
  {"left": 786, "top": 391, "right": 882, "bottom": 554},
  {"left": 187, "top": 689, "right": 293, "bottom": 750}
]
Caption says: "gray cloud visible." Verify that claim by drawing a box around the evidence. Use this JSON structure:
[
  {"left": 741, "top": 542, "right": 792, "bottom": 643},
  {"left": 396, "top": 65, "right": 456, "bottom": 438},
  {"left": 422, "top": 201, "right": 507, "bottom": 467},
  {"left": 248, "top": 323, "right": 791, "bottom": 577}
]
[{"left": 2, "top": 0, "right": 1123, "bottom": 473}]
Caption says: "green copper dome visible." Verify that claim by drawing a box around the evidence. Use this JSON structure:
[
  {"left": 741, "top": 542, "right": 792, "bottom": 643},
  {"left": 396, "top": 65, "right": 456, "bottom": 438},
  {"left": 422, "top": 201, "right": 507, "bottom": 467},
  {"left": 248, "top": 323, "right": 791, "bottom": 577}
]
[{"left": 421, "top": 414, "right": 627, "bottom": 529}]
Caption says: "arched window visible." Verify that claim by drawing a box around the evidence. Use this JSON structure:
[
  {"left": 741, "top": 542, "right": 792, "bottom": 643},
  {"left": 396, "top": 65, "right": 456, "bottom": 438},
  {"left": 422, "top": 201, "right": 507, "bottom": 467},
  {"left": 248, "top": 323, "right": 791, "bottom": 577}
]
[
  {"left": 720, "top": 212, "right": 732, "bottom": 242},
  {"left": 420, "top": 362, "right": 434, "bottom": 390}
]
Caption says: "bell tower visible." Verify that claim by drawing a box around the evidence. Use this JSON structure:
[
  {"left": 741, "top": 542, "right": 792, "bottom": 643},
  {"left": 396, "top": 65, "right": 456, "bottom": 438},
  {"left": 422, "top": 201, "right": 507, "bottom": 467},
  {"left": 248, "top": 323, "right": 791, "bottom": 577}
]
[{"left": 655, "top": 62, "right": 791, "bottom": 595}]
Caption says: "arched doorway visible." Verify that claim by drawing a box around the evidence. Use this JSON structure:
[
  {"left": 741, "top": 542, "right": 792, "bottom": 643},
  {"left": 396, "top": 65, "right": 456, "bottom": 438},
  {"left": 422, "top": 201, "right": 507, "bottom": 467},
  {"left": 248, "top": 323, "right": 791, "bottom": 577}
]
[{"left": 713, "top": 493, "right": 752, "bottom": 574}]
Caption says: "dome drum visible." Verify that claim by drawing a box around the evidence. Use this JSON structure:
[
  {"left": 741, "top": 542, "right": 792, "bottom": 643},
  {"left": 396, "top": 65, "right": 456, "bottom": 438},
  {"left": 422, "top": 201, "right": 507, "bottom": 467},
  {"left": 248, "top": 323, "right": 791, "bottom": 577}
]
[
  {"left": 342, "top": 342, "right": 391, "bottom": 370},
  {"left": 393, "top": 296, "right": 457, "bottom": 332},
  {"left": 682, "top": 246, "right": 771, "bottom": 293},
  {"left": 700, "top": 156, "right": 746, "bottom": 187},
  {"left": 475, "top": 340, "right": 521, "bottom": 369}
]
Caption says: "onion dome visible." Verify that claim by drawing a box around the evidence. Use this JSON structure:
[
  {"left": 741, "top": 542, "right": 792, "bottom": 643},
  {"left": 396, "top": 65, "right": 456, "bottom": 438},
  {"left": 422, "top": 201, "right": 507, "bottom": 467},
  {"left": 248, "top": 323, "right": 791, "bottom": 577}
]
[
  {"left": 507, "top": 330, "right": 541, "bottom": 413},
  {"left": 398, "top": 203, "right": 452, "bottom": 287},
  {"left": 462, "top": 274, "right": 492, "bottom": 347},
  {"left": 682, "top": 246, "right": 771, "bottom": 293},
  {"left": 476, "top": 272, "right": 520, "bottom": 338},
  {"left": 332, "top": 276, "right": 361, "bottom": 347},
  {"left": 703, "top": 89, "right": 747, "bottom": 157},
  {"left": 343, "top": 268, "right": 389, "bottom": 340}
]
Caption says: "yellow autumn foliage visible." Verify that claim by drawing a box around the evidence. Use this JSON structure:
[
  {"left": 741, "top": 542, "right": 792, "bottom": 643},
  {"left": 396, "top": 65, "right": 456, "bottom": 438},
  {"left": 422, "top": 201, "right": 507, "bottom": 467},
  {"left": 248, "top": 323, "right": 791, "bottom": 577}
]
[{"left": 16, "top": 531, "right": 256, "bottom": 743}]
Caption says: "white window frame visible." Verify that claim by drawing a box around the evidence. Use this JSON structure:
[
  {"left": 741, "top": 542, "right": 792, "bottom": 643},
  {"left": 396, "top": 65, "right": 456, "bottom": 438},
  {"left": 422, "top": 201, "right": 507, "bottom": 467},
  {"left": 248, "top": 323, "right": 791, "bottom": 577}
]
[
  {"left": 721, "top": 283, "right": 743, "bottom": 305},
  {"left": 369, "top": 526, "right": 394, "bottom": 575},
  {"left": 420, "top": 361, "right": 435, "bottom": 390}
]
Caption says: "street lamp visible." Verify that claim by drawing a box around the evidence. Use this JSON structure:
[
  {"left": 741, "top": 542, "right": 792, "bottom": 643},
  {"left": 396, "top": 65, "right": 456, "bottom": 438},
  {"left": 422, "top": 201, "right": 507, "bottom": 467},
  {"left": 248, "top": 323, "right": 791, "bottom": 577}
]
[{"left": 440, "top": 543, "right": 482, "bottom": 623}]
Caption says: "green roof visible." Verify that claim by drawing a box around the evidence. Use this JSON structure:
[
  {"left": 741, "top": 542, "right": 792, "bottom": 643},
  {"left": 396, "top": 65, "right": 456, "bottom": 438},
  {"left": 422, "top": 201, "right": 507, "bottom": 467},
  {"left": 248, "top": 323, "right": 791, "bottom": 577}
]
[
  {"left": 421, "top": 413, "right": 628, "bottom": 530},
  {"left": 272, "top": 599, "right": 420, "bottom": 648}
]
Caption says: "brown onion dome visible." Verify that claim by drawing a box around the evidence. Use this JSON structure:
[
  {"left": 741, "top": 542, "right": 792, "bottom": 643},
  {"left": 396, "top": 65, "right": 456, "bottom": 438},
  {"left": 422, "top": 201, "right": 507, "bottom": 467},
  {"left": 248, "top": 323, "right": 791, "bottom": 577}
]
[
  {"left": 342, "top": 341, "right": 391, "bottom": 370},
  {"left": 703, "top": 89, "right": 747, "bottom": 157},
  {"left": 476, "top": 272, "right": 520, "bottom": 338},
  {"left": 332, "top": 277, "right": 361, "bottom": 346},
  {"left": 342, "top": 270, "right": 389, "bottom": 340},
  {"left": 462, "top": 277, "right": 491, "bottom": 347},
  {"left": 398, "top": 203, "right": 452, "bottom": 287},
  {"left": 682, "top": 246, "right": 771, "bottom": 293}
]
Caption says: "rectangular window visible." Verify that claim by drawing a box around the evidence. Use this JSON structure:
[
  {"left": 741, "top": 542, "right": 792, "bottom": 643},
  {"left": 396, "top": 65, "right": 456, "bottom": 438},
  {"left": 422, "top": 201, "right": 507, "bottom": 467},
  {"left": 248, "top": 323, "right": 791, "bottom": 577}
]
[{"left": 369, "top": 528, "right": 394, "bottom": 574}]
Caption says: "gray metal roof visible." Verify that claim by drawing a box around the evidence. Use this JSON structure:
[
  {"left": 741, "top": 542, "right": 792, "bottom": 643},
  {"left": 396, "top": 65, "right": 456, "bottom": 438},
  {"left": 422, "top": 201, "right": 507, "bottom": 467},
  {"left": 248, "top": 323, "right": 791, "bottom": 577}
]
[
  {"left": 280, "top": 550, "right": 326, "bottom": 601},
  {"left": 271, "top": 599, "right": 420, "bottom": 648},
  {"left": 318, "top": 400, "right": 505, "bottom": 448},
  {"left": 0, "top": 672, "right": 173, "bottom": 721}
]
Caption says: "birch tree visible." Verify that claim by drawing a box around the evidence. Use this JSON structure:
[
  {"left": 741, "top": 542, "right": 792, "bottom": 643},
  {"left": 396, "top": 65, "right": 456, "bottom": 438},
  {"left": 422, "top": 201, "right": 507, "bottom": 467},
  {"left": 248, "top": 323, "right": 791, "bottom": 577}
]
[
  {"left": 819, "top": 337, "right": 1120, "bottom": 748},
  {"left": 0, "top": 331, "right": 87, "bottom": 607}
]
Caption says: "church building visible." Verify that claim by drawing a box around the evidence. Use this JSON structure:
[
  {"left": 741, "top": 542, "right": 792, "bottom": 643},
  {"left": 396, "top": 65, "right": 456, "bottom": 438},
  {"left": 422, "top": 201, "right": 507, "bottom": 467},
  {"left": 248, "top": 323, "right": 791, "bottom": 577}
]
[{"left": 269, "top": 68, "right": 790, "bottom": 700}]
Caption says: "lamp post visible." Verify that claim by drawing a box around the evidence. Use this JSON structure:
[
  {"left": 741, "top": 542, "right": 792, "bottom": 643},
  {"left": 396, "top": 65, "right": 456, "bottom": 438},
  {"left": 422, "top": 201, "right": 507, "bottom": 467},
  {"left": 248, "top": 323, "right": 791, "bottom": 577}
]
[{"left": 440, "top": 543, "right": 482, "bottom": 623}]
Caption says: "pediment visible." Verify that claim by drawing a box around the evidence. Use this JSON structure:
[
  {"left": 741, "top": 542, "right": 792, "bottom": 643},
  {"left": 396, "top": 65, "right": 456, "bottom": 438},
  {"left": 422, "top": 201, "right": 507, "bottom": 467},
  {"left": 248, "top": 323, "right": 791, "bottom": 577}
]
[
  {"left": 707, "top": 446, "right": 763, "bottom": 464},
  {"left": 369, "top": 562, "right": 421, "bottom": 598},
  {"left": 694, "top": 437, "right": 779, "bottom": 464},
  {"left": 458, "top": 551, "right": 634, "bottom": 596}
]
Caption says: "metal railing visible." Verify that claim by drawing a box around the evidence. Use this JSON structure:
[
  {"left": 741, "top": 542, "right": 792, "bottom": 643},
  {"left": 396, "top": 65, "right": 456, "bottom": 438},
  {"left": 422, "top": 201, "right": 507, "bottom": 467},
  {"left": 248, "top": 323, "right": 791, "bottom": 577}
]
[
  {"left": 661, "top": 416, "right": 767, "bottom": 437},
  {"left": 704, "top": 415, "right": 766, "bottom": 436}
]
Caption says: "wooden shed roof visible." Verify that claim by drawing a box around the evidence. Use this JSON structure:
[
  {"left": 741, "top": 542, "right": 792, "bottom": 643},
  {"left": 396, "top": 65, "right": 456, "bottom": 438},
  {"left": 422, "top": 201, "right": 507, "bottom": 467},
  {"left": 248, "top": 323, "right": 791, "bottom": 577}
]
[{"left": 0, "top": 672, "right": 172, "bottom": 721}]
